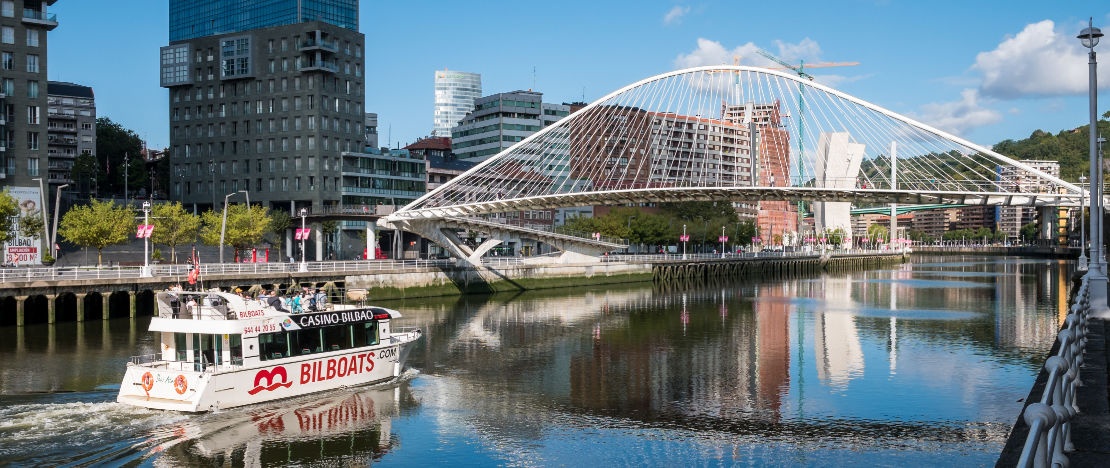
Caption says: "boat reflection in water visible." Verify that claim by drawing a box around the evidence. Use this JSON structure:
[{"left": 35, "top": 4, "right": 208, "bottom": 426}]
[{"left": 152, "top": 379, "right": 416, "bottom": 466}]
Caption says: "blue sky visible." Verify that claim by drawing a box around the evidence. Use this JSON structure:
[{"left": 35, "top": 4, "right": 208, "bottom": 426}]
[{"left": 47, "top": 1, "right": 1110, "bottom": 152}]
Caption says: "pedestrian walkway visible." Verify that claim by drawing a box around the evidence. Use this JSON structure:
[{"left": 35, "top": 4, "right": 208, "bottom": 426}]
[{"left": 996, "top": 317, "right": 1110, "bottom": 466}]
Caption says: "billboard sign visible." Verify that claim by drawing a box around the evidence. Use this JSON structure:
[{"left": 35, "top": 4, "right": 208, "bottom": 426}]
[{"left": 3, "top": 186, "right": 43, "bottom": 266}]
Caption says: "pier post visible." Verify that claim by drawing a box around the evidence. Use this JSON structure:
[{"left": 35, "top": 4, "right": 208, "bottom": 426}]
[
  {"left": 75, "top": 293, "right": 86, "bottom": 322},
  {"left": 15, "top": 295, "right": 27, "bottom": 327},
  {"left": 47, "top": 294, "right": 56, "bottom": 324},
  {"left": 128, "top": 291, "right": 136, "bottom": 318},
  {"left": 102, "top": 293, "right": 111, "bottom": 321}
]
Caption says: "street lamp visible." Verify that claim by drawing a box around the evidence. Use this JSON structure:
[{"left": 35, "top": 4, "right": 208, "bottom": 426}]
[
  {"left": 682, "top": 224, "right": 687, "bottom": 260},
  {"left": 720, "top": 226, "right": 727, "bottom": 258},
  {"left": 123, "top": 153, "right": 130, "bottom": 204},
  {"left": 299, "top": 207, "right": 308, "bottom": 272},
  {"left": 141, "top": 201, "right": 151, "bottom": 277},
  {"left": 31, "top": 177, "right": 48, "bottom": 263},
  {"left": 1080, "top": 175, "right": 1089, "bottom": 271},
  {"left": 51, "top": 183, "right": 69, "bottom": 259},
  {"left": 1079, "top": 19, "right": 1105, "bottom": 284},
  {"left": 219, "top": 190, "right": 248, "bottom": 263}
]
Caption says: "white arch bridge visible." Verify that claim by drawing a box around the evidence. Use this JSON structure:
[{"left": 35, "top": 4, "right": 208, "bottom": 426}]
[{"left": 381, "top": 66, "right": 1083, "bottom": 264}]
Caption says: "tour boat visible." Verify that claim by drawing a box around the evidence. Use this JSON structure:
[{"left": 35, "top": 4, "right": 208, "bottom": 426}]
[{"left": 117, "top": 289, "right": 422, "bottom": 412}]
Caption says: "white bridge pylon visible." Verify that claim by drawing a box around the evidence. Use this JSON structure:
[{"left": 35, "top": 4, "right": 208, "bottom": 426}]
[{"left": 382, "top": 66, "right": 1082, "bottom": 260}]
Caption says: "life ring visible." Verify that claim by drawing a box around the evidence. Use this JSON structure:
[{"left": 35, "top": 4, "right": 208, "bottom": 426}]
[
  {"left": 140, "top": 372, "right": 154, "bottom": 392},
  {"left": 173, "top": 375, "right": 188, "bottom": 394}
]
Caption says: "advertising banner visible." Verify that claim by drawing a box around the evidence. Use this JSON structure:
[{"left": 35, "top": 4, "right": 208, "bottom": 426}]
[{"left": 3, "top": 186, "right": 43, "bottom": 266}]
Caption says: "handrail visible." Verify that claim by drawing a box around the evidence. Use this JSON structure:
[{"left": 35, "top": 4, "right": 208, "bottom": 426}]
[{"left": 1017, "top": 274, "right": 1089, "bottom": 467}]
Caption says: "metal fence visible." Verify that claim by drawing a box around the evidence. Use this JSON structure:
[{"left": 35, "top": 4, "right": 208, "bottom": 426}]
[{"left": 1018, "top": 274, "right": 1089, "bottom": 467}]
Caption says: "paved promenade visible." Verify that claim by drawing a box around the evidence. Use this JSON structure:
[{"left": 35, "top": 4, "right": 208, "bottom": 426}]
[{"left": 998, "top": 317, "right": 1110, "bottom": 466}]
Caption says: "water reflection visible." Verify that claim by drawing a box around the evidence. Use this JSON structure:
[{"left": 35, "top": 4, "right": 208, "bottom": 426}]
[{"left": 0, "top": 256, "right": 1071, "bottom": 465}]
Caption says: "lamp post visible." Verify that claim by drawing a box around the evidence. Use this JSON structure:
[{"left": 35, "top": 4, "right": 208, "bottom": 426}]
[
  {"left": 719, "top": 226, "right": 727, "bottom": 258},
  {"left": 141, "top": 201, "right": 151, "bottom": 277},
  {"left": 31, "top": 177, "right": 48, "bottom": 263},
  {"left": 1080, "top": 20, "right": 1105, "bottom": 287},
  {"left": 299, "top": 207, "right": 308, "bottom": 272},
  {"left": 219, "top": 190, "right": 248, "bottom": 263},
  {"left": 1080, "top": 175, "right": 1089, "bottom": 271},
  {"left": 51, "top": 183, "right": 68, "bottom": 260},
  {"left": 681, "top": 224, "right": 688, "bottom": 260}
]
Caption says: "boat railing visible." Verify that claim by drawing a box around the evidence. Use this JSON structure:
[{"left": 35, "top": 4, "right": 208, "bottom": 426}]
[
  {"left": 129, "top": 353, "right": 162, "bottom": 366},
  {"left": 390, "top": 327, "right": 422, "bottom": 343}
]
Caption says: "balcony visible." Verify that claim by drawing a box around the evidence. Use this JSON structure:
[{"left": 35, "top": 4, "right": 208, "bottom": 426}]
[
  {"left": 300, "top": 38, "right": 338, "bottom": 53},
  {"left": 21, "top": 9, "right": 58, "bottom": 30},
  {"left": 299, "top": 60, "right": 338, "bottom": 73},
  {"left": 47, "top": 111, "right": 76, "bottom": 120}
]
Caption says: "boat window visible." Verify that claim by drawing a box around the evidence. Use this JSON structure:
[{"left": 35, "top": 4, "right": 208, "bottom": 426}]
[
  {"left": 259, "top": 332, "right": 290, "bottom": 361},
  {"left": 229, "top": 335, "right": 243, "bottom": 365},
  {"left": 323, "top": 324, "right": 350, "bottom": 352},
  {"left": 175, "top": 332, "right": 188, "bottom": 361},
  {"left": 352, "top": 322, "right": 378, "bottom": 348},
  {"left": 296, "top": 328, "right": 322, "bottom": 354}
]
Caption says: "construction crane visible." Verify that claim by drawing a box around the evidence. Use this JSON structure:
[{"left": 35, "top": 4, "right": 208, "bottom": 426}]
[{"left": 753, "top": 48, "right": 858, "bottom": 240}]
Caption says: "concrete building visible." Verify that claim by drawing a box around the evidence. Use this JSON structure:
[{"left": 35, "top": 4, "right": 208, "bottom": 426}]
[
  {"left": 721, "top": 102, "right": 795, "bottom": 244},
  {"left": 46, "top": 81, "right": 94, "bottom": 192},
  {"left": 452, "top": 90, "right": 569, "bottom": 163},
  {"left": 432, "top": 69, "right": 481, "bottom": 137},
  {"left": 0, "top": 0, "right": 58, "bottom": 265},
  {"left": 363, "top": 112, "right": 377, "bottom": 149},
  {"left": 811, "top": 132, "right": 865, "bottom": 245},
  {"left": 162, "top": 0, "right": 364, "bottom": 215},
  {"left": 997, "top": 160, "right": 1060, "bottom": 242}
]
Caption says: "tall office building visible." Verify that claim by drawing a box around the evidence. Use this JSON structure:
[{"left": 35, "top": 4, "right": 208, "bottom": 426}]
[
  {"left": 0, "top": 1, "right": 58, "bottom": 266},
  {"left": 163, "top": 0, "right": 365, "bottom": 214},
  {"left": 0, "top": 1, "right": 58, "bottom": 188},
  {"left": 432, "top": 70, "right": 480, "bottom": 137}
]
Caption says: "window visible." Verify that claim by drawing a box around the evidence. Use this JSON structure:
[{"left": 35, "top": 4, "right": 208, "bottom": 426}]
[
  {"left": 26, "top": 132, "right": 37, "bottom": 150},
  {"left": 0, "top": 1, "right": 12, "bottom": 17},
  {"left": 1, "top": 78, "right": 12, "bottom": 96},
  {"left": 25, "top": 54, "right": 37, "bottom": 73},
  {"left": 26, "top": 105, "right": 38, "bottom": 124},
  {"left": 26, "top": 80, "right": 36, "bottom": 98},
  {"left": 26, "top": 29, "right": 38, "bottom": 47},
  {"left": 1, "top": 51, "right": 10, "bottom": 70},
  {"left": 1, "top": 26, "right": 13, "bottom": 44},
  {"left": 27, "top": 156, "right": 38, "bottom": 175}
]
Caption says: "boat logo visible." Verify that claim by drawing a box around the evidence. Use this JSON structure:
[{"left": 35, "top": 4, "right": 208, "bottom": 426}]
[
  {"left": 281, "top": 318, "right": 301, "bottom": 330},
  {"left": 248, "top": 366, "right": 293, "bottom": 395}
]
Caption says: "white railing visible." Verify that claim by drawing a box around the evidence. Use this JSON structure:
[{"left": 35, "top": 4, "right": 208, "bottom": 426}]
[
  {"left": 1017, "top": 274, "right": 1089, "bottom": 467},
  {"left": 0, "top": 259, "right": 458, "bottom": 284}
]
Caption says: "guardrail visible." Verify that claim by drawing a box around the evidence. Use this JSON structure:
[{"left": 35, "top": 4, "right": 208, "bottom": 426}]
[
  {"left": 1017, "top": 274, "right": 1089, "bottom": 467},
  {"left": 0, "top": 259, "right": 458, "bottom": 285}
]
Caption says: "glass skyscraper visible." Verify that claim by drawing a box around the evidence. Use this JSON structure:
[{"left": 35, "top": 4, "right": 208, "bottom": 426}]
[
  {"left": 169, "top": 0, "right": 358, "bottom": 41},
  {"left": 433, "top": 70, "right": 481, "bottom": 137}
]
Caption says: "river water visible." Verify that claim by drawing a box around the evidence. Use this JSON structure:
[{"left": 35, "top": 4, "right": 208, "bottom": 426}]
[{"left": 0, "top": 255, "right": 1070, "bottom": 466}]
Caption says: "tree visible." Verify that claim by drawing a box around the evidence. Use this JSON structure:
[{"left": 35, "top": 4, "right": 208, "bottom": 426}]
[
  {"left": 150, "top": 201, "right": 201, "bottom": 263},
  {"left": 0, "top": 189, "right": 19, "bottom": 245},
  {"left": 198, "top": 204, "right": 272, "bottom": 259},
  {"left": 96, "top": 117, "right": 145, "bottom": 198},
  {"left": 17, "top": 207, "right": 44, "bottom": 240},
  {"left": 867, "top": 223, "right": 888, "bottom": 247},
  {"left": 57, "top": 199, "right": 135, "bottom": 267},
  {"left": 1020, "top": 222, "right": 1039, "bottom": 244},
  {"left": 267, "top": 210, "right": 292, "bottom": 260}
]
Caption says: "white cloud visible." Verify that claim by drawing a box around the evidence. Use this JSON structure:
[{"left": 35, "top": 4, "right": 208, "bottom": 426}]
[
  {"left": 912, "top": 89, "right": 1002, "bottom": 136},
  {"left": 974, "top": 20, "right": 1089, "bottom": 99},
  {"left": 663, "top": 6, "right": 690, "bottom": 25}
]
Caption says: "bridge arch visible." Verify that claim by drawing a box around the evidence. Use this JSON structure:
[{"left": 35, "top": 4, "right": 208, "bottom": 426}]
[{"left": 383, "top": 66, "right": 1082, "bottom": 261}]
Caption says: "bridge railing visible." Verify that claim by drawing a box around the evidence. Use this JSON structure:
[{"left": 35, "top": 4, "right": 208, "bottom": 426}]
[{"left": 1017, "top": 274, "right": 1089, "bottom": 467}]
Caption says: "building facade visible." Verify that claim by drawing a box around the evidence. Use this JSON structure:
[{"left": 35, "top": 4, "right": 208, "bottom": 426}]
[
  {"left": 432, "top": 69, "right": 480, "bottom": 137},
  {"left": 996, "top": 160, "right": 1060, "bottom": 242},
  {"left": 163, "top": 0, "right": 364, "bottom": 215},
  {"left": 46, "top": 81, "right": 94, "bottom": 193},
  {"left": 0, "top": 0, "right": 57, "bottom": 190}
]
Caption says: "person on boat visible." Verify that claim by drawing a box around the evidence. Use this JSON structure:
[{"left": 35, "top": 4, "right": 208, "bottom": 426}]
[
  {"left": 313, "top": 289, "right": 327, "bottom": 311},
  {"left": 267, "top": 292, "right": 289, "bottom": 313},
  {"left": 290, "top": 293, "right": 303, "bottom": 313}
]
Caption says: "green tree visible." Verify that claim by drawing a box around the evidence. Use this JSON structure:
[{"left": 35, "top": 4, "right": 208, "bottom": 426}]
[
  {"left": 17, "top": 208, "right": 44, "bottom": 240},
  {"left": 198, "top": 204, "right": 272, "bottom": 258},
  {"left": 1020, "top": 222, "right": 1039, "bottom": 243},
  {"left": 57, "top": 199, "right": 135, "bottom": 267},
  {"left": 267, "top": 210, "right": 292, "bottom": 260},
  {"left": 0, "top": 189, "right": 19, "bottom": 245},
  {"left": 96, "top": 117, "right": 145, "bottom": 198},
  {"left": 867, "top": 223, "right": 888, "bottom": 247},
  {"left": 150, "top": 201, "right": 201, "bottom": 263}
]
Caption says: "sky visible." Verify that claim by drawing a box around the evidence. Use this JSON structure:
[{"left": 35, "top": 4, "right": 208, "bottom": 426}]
[{"left": 45, "top": 1, "right": 1110, "bottom": 153}]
